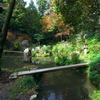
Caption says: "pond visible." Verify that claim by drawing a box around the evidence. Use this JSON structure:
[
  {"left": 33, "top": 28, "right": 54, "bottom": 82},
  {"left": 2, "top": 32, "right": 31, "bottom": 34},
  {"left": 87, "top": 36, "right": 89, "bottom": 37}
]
[
  {"left": 2, "top": 55, "right": 56, "bottom": 69},
  {"left": 2, "top": 55, "right": 97, "bottom": 100},
  {"left": 37, "top": 69, "right": 96, "bottom": 100}
]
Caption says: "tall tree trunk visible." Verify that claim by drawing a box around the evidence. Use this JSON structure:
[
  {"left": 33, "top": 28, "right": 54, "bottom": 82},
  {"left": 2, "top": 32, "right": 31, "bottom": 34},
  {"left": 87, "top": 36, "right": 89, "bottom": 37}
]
[{"left": 0, "top": 0, "right": 16, "bottom": 73}]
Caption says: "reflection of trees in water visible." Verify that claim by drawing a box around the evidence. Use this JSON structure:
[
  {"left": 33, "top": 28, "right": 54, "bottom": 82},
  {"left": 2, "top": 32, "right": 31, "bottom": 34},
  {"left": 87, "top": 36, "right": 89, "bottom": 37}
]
[
  {"left": 2, "top": 56, "right": 23, "bottom": 68},
  {"left": 2, "top": 55, "right": 32, "bottom": 69},
  {"left": 37, "top": 70, "right": 89, "bottom": 100},
  {"left": 32, "top": 57, "right": 56, "bottom": 68}
]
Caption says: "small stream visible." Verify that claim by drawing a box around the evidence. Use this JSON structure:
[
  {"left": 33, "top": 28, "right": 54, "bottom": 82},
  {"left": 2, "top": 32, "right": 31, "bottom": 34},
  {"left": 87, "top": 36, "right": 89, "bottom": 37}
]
[{"left": 2, "top": 55, "right": 97, "bottom": 100}]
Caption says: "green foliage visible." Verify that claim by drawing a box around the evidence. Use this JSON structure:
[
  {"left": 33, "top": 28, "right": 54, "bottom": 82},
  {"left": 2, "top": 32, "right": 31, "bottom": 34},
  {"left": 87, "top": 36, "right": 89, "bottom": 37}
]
[
  {"left": 32, "top": 50, "right": 39, "bottom": 57},
  {"left": 34, "top": 33, "right": 44, "bottom": 45},
  {"left": 44, "top": 53, "right": 50, "bottom": 56},
  {"left": 71, "top": 53, "right": 81, "bottom": 64},
  {"left": 88, "top": 54, "right": 100, "bottom": 87},
  {"left": 52, "top": 42, "right": 82, "bottom": 65},
  {"left": 10, "top": 0, "right": 41, "bottom": 38},
  {"left": 54, "top": 0, "right": 100, "bottom": 39},
  {"left": 13, "top": 41, "right": 22, "bottom": 50},
  {"left": 41, "top": 45, "right": 52, "bottom": 52},
  {"left": 41, "top": 45, "right": 47, "bottom": 51},
  {"left": 89, "top": 43, "right": 100, "bottom": 55},
  {"left": 54, "top": 51, "right": 82, "bottom": 66},
  {"left": 54, "top": 54, "right": 72, "bottom": 65},
  {"left": 9, "top": 75, "right": 38, "bottom": 100},
  {"left": 37, "top": 0, "right": 50, "bottom": 16},
  {"left": 34, "top": 33, "right": 44, "bottom": 40},
  {"left": 52, "top": 43, "right": 69, "bottom": 55},
  {"left": 32, "top": 45, "right": 52, "bottom": 57},
  {"left": 90, "top": 90, "right": 100, "bottom": 100}
]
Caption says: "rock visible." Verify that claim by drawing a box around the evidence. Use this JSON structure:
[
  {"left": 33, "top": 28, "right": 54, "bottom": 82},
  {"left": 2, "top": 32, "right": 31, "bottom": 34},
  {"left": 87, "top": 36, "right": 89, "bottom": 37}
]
[
  {"left": 30, "top": 94, "right": 37, "bottom": 100},
  {"left": 23, "top": 48, "right": 32, "bottom": 63},
  {"left": 21, "top": 40, "right": 30, "bottom": 48},
  {"left": 31, "top": 48, "right": 35, "bottom": 52},
  {"left": 35, "top": 46, "right": 40, "bottom": 50},
  {"left": 9, "top": 73, "right": 18, "bottom": 79}
]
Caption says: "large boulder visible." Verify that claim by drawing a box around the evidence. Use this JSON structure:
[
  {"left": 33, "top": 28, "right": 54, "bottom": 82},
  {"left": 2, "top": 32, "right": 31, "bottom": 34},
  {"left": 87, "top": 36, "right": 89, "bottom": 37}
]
[{"left": 21, "top": 40, "right": 30, "bottom": 48}]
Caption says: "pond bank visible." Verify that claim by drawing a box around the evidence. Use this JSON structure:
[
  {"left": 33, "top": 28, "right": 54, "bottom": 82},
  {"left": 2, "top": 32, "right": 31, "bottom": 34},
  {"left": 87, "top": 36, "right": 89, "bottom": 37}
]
[{"left": 0, "top": 71, "right": 38, "bottom": 100}]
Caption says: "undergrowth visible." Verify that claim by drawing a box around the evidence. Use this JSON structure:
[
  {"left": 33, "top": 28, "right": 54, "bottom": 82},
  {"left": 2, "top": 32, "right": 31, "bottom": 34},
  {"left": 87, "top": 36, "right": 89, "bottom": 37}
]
[{"left": 9, "top": 75, "right": 39, "bottom": 100}]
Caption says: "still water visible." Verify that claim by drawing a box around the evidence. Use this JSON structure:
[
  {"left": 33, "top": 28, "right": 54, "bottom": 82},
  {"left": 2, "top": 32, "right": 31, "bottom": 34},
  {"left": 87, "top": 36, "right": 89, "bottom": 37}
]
[
  {"left": 37, "top": 69, "right": 96, "bottom": 100},
  {"left": 2, "top": 55, "right": 96, "bottom": 100}
]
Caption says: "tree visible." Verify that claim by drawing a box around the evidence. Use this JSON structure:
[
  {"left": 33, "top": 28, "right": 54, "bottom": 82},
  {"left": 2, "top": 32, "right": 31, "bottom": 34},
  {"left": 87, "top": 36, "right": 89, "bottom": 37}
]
[
  {"left": 0, "top": 1, "right": 5, "bottom": 30},
  {"left": 54, "top": 0, "right": 100, "bottom": 34},
  {"left": 0, "top": 0, "right": 16, "bottom": 73},
  {"left": 34, "top": 33, "right": 44, "bottom": 46},
  {"left": 41, "top": 11, "right": 72, "bottom": 41},
  {"left": 37, "top": 0, "right": 50, "bottom": 17},
  {"left": 9, "top": 0, "right": 41, "bottom": 39}
]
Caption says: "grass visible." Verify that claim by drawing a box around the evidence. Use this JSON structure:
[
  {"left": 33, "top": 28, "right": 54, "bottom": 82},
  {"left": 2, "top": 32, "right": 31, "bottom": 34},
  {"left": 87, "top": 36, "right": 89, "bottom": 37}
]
[{"left": 9, "top": 75, "right": 38, "bottom": 100}]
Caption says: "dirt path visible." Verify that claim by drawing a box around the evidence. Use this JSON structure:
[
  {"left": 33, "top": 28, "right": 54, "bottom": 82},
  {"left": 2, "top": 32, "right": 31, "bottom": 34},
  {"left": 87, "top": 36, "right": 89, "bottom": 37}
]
[{"left": 0, "top": 82, "right": 12, "bottom": 100}]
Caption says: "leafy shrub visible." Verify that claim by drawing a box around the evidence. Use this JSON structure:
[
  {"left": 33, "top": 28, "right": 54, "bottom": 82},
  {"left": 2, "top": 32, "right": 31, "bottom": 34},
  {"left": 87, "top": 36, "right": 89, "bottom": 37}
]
[
  {"left": 90, "top": 90, "right": 100, "bottom": 100},
  {"left": 13, "top": 41, "right": 22, "bottom": 51},
  {"left": 71, "top": 53, "right": 81, "bottom": 64},
  {"left": 54, "top": 50, "right": 72, "bottom": 65},
  {"left": 41, "top": 45, "right": 47, "bottom": 51},
  {"left": 88, "top": 42, "right": 100, "bottom": 55},
  {"left": 88, "top": 54, "right": 100, "bottom": 87},
  {"left": 54, "top": 55, "right": 72, "bottom": 65},
  {"left": 32, "top": 45, "right": 52, "bottom": 57},
  {"left": 32, "top": 50, "right": 38, "bottom": 57},
  {"left": 9, "top": 75, "right": 38, "bottom": 100},
  {"left": 34, "top": 33, "right": 44, "bottom": 45},
  {"left": 87, "top": 36, "right": 100, "bottom": 55},
  {"left": 53, "top": 42, "right": 83, "bottom": 65}
]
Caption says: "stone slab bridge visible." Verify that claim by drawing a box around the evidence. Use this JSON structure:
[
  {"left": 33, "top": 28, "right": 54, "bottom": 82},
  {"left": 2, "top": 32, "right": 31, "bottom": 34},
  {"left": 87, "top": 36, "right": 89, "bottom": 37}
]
[{"left": 9, "top": 63, "right": 89, "bottom": 79}]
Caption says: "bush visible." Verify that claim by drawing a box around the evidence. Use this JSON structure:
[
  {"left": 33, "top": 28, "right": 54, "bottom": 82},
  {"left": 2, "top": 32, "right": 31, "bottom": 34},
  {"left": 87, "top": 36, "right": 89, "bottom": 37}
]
[
  {"left": 32, "top": 50, "right": 38, "bottom": 57},
  {"left": 88, "top": 54, "right": 100, "bottom": 87},
  {"left": 71, "top": 53, "right": 81, "bottom": 64},
  {"left": 9, "top": 75, "right": 38, "bottom": 100},
  {"left": 54, "top": 54, "right": 72, "bottom": 65},
  {"left": 53, "top": 42, "right": 83, "bottom": 65},
  {"left": 53, "top": 45, "right": 70, "bottom": 65},
  {"left": 91, "top": 90, "right": 100, "bottom": 100},
  {"left": 13, "top": 41, "right": 22, "bottom": 51}
]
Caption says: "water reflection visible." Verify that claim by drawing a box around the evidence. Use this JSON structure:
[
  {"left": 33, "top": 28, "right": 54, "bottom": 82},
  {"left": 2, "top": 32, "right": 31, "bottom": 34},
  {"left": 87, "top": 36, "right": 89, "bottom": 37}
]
[
  {"left": 2, "top": 55, "right": 24, "bottom": 69},
  {"left": 37, "top": 69, "right": 96, "bottom": 100},
  {"left": 2, "top": 55, "right": 55, "bottom": 69},
  {"left": 32, "top": 57, "right": 56, "bottom": 68}
]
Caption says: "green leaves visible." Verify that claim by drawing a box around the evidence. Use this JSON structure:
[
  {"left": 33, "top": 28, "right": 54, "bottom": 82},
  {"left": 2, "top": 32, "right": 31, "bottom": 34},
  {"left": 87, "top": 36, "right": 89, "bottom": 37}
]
[
  {"left": 37, "top": 0, "right": 50, "bottom": 16},
  {"left": 91, "top": 90, "right": 100, "bottom": 100},
  {"left": 34, "top": 33, "right": 44, "bottom": 40},
  {"left": 34, "top": 33, "right": 44, "bottom": 45},
  {"left": 10, "top": 0, "right": 41, "bottom": 37},
  {"left": 9, "top": 75, "right": 38, "bottom": 100},
  {"left": 54, "top": 0, "right": 100, "bottom": 35}
]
